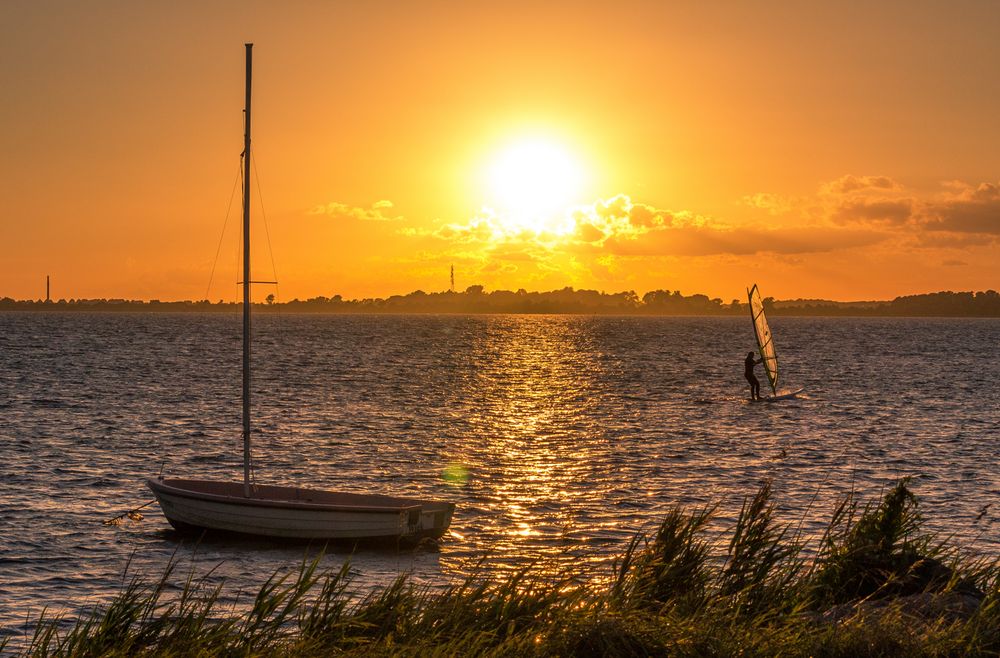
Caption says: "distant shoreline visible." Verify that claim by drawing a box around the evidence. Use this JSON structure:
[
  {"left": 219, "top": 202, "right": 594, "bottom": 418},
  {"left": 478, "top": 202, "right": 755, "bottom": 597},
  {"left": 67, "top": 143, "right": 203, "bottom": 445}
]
[{"left": 3, "top": 288, "right": 999, "bottom": 317}]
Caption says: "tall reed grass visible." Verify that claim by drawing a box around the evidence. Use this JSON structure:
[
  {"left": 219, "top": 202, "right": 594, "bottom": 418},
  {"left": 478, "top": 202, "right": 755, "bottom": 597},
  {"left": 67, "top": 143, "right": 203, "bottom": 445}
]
[{"left": 8, "top": 479, "right": 1000, "bottom": 657}]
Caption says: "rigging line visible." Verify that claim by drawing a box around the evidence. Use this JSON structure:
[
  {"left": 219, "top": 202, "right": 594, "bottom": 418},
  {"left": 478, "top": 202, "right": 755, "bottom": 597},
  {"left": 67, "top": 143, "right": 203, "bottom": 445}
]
[
  {"left": 250, "top": 151, "right": 280, "bottom": 291},
  {"left": 250, "top": 150, "right": 284, "bottom": 352},
  {"left": 205, "top": 161, "right": 244, "bottom": 302},
  {"left": 235, "top": 156, "right": 244, "bottom": 295},
  {"left": 247, "top": 154, "right": 272, "bottom": 482}
]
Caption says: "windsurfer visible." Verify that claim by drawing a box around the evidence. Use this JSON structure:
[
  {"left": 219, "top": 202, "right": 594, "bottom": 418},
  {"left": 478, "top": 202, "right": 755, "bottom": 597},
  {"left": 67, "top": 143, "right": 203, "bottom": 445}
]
[{"left": 745, "top": 351, "right": 763, "bottom": 400}]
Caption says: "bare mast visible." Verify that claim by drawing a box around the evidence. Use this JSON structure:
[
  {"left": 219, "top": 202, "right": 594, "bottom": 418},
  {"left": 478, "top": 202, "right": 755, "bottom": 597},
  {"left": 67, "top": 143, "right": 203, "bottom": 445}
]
[{"left": 242, "top": 43, "right": 253, "bottom": 496}]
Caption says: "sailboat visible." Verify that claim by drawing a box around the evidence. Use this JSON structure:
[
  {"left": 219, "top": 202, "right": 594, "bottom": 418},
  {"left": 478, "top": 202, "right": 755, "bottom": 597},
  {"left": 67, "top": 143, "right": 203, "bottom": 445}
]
[
  {"left": 147, "top": 44, "right": 455, "bottom": 542},
  {"left": 747, "top": 284, "right": 803, "bottom": 401}
]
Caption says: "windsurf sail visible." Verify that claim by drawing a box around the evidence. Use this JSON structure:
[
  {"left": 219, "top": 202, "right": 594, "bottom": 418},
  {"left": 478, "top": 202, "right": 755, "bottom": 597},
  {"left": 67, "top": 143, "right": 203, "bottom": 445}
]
[{"left": 747, "top": 284, "right": 778, "bottom": 394}]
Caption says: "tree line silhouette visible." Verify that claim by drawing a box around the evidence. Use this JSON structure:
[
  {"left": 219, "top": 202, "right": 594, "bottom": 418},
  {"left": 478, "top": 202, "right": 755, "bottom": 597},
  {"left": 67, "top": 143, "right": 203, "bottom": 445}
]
[{"left": 3, "top": 288, "right": 999, "bottom": 316}]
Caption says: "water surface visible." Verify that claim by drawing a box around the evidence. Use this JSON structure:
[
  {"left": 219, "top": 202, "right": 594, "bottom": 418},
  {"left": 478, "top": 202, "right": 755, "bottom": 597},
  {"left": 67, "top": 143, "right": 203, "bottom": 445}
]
[{"left": 1, "top": 313, "right": 998, "bottom": 636}]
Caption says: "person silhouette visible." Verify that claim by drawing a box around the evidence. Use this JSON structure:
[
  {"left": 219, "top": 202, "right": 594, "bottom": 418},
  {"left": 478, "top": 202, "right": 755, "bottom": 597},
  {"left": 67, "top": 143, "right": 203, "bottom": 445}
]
[{"left": 745, "top": 351, "right": 763, "bottom": 400}]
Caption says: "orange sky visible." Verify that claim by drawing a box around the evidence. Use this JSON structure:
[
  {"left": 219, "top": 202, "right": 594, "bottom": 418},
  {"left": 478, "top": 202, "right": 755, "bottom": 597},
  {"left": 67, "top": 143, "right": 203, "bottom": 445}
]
[{"left": 2, "top": 1, "right": 998, "bottom": 302}]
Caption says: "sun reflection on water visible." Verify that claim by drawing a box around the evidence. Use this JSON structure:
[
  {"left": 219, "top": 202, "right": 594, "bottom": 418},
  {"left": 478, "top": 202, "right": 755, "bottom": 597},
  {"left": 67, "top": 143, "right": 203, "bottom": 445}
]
[{"left": 440, "top": 316, "right": 614, "bottom": 576}]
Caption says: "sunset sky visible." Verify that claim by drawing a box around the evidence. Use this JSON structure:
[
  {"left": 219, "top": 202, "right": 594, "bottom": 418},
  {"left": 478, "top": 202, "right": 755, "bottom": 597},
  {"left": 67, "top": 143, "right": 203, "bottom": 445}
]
[{"left": 2, "top": 1, "right": 998, "bottom": 302}]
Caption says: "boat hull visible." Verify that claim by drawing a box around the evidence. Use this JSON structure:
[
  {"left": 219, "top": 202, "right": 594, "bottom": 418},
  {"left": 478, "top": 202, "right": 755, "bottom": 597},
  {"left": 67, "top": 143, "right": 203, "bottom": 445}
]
[{"left": 147, "top": 478, "right": 454, "bottom": 542}]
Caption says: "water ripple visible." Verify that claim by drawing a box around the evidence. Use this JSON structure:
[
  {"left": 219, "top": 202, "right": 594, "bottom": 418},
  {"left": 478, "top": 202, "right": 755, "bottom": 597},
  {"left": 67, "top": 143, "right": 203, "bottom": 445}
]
[{"left": 0, "top": 313, "right": 998, "bottom": 631}]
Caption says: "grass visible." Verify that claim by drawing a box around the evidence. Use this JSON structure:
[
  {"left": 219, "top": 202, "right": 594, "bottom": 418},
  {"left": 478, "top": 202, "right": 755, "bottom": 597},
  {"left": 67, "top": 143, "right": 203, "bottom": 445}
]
[{"left": 8, "top": 479, "right": 1000, "bottom": 656}]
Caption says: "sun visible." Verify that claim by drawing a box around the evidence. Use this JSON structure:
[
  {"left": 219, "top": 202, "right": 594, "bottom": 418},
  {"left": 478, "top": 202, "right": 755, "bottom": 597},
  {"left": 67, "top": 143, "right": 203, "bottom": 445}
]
[{"left": 483, "top": 138, "right": 586, "bottom": 232}]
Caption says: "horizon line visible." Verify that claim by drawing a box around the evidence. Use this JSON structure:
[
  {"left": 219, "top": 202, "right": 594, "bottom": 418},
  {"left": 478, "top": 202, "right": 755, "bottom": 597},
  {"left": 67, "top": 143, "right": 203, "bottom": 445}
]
[{"left": 4, "top": 286, "right": 999, "bottom": 306}]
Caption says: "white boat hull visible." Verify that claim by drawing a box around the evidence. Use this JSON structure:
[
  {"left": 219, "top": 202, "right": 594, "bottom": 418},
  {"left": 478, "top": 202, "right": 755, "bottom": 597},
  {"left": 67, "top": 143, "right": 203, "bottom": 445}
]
[{"left": 147, "top": 478, "right": 454, "bottom": 542}]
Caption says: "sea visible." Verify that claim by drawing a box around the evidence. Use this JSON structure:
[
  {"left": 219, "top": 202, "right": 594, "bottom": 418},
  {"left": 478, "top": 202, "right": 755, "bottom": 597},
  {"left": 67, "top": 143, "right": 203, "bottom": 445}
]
[{"left": 1, "top": 312, "right": 999, "bottom": 639}]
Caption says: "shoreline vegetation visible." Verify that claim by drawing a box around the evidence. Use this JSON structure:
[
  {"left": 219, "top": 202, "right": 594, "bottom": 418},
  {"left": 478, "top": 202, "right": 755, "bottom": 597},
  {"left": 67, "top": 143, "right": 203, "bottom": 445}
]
[
  {"left": 8, "top": 480, "right": 1000, "bottom": 656},
  {"left": 3, "top": 288, "right": 1000, "bottom": 317}
]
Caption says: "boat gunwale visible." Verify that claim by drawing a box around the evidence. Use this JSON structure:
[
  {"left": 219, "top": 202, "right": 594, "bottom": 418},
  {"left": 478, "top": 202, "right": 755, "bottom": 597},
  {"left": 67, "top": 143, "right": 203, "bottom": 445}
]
[{"left": 147, "top": 478, "right": 443, "bottom": 514}]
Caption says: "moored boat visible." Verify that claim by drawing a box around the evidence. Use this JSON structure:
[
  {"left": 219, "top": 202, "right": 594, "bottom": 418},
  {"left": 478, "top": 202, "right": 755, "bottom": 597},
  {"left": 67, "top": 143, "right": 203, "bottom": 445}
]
[
  {"left": 147, "top": 43, "right": 455, "bottom": 543},
  {"left": 148, "top": 478, "right": 454, "bottom": 541}
]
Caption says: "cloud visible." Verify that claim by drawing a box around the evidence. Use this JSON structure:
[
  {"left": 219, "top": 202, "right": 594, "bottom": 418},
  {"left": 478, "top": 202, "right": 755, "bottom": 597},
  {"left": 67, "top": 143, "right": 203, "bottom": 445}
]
[
  {"left": 405, "top": 177, "right": 1000, "bottom": 264},
  {"left": 821, "top": 175, "right": 902, "bottom": 195},
  {"left": 742, "top": 192, "right": 794, "bottom": 215},
  {"left": 923, "top": 181, "right": 1000, "bottom": 235},
  {"left": 912, "top": 231, "right": 996, "bottom": 248},
  {"left": 433, "top": 216, "right": 500, "bottom": 243},
  {"left": 308, "top": 200, "right": 402, "bottom": 221},
  {"left": 568, "top": 196, "right": 699, "bottom": 243},
  {"left": 574, "top": 221, "right": 606, "bottom": 244},
  {"left": 758, "top": 175, "right": 999, "bottom": 235},
  {"left": 562, "top": 195, "right": 890, "bottom": 257},
  {"left": 746, "top": 174, "right": 908, "bottom": 227},
  {"left": 480, "top": 260, "right": 519, "bottom": 274},
  {"left": 597, "top": 224, "right": 887, "bottom": 257},
  {"left": 832, "top": 198, "right": 914, "bottom": 225},
  {"left": 418, "top": 193, "right": 893, "bottom": 260}
]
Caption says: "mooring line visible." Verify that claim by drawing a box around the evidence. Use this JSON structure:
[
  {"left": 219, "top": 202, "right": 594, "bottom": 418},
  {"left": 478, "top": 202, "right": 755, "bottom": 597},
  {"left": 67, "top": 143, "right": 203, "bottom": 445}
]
[{"left": 103, "top": 499, "right": 156, "bottom": 526}]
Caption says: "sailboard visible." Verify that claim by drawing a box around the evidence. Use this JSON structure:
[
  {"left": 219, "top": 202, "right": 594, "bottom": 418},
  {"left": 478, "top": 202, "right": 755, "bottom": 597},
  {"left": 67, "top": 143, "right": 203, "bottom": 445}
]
[
  {"left": 755, "top": 388, "right": 805, "bottom": 403},
  {"left": 747, "top": 284, "right": 779, "bottom": 395}
]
